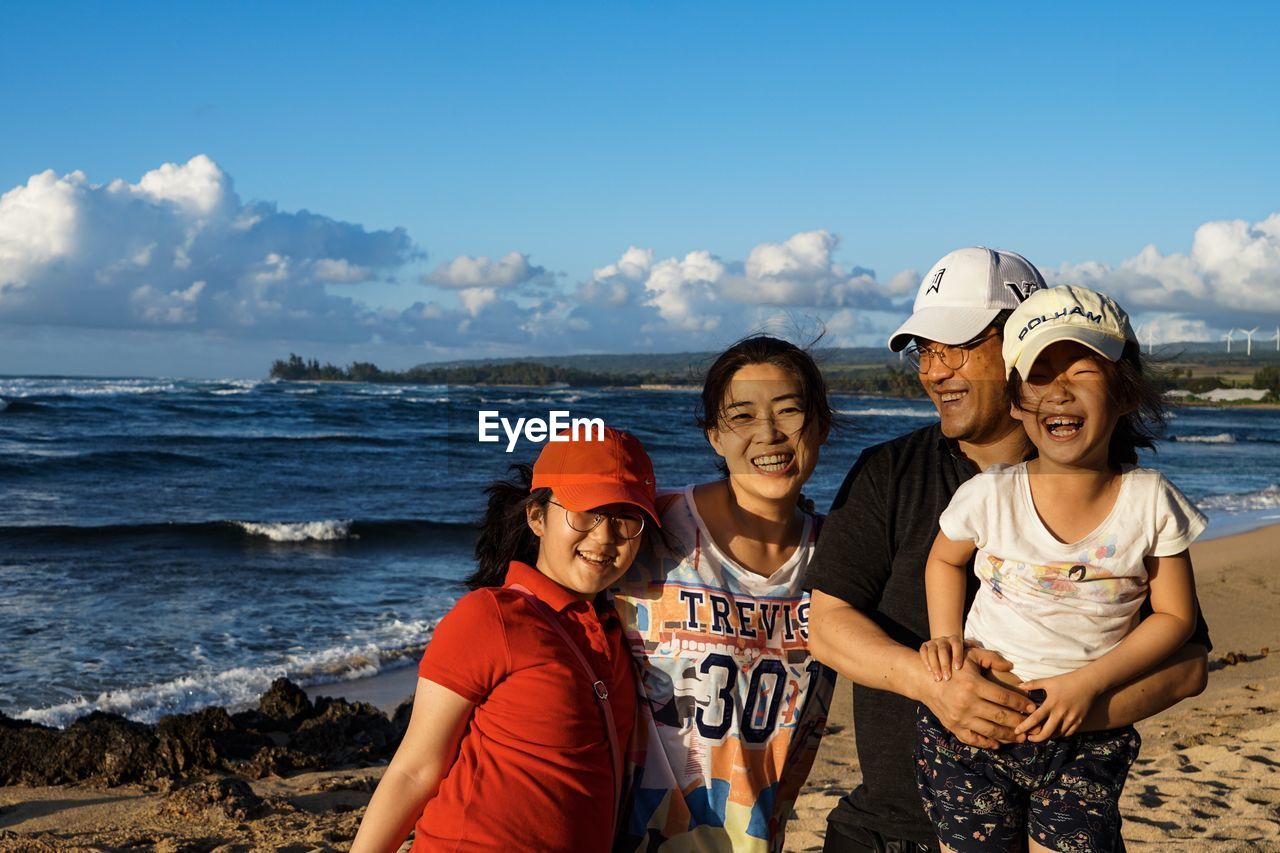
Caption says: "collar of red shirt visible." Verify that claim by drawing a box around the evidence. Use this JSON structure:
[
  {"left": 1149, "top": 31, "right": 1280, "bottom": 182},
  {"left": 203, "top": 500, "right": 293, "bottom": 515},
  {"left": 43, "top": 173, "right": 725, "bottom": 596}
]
[{"left": 503, "top": 560, "right": 593, "bottom": 614}]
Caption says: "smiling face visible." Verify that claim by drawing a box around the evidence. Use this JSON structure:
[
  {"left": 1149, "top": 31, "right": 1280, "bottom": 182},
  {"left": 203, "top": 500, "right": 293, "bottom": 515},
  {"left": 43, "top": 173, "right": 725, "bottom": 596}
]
[
  {"left": 917, "top": 329, "right": 1021, "bottom": 448},
  {"left": 527, "top": 497, "right": 643, "bottom": 600},
  {"left": 706, "top": 362, "right": 826, "bottom": 508},
  {"left": 1011, "top": 341, "right": 1126, "bottom": 472}
]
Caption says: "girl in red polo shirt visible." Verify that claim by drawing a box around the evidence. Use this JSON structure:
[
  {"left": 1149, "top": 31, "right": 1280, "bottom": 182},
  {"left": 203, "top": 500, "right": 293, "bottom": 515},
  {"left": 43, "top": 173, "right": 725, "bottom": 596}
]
[{"left": 352, "top": 426, "right": 661, "bottom": 853}]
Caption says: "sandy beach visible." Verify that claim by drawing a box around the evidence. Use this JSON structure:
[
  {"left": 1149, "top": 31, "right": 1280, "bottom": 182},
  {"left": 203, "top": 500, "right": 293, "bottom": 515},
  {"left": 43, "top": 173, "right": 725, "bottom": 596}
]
[{"left": 3, "top": 524, "right": 1277, "bottom": 851}]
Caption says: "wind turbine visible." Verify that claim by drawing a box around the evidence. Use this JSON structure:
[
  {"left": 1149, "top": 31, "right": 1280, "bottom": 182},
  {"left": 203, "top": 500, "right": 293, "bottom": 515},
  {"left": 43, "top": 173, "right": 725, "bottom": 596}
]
[
  {"left": 1273, "top": 326, "right": 1280, "bottom": 352},
  {"left": 1243, "top": 327, "right": 1260, "bottom": 357},
  {"left": 1223, "top": 329, "right": 1235, "bottom": 353},
  {"left": 1145, "top": 325, "right": 1154, "bottom": 355}
]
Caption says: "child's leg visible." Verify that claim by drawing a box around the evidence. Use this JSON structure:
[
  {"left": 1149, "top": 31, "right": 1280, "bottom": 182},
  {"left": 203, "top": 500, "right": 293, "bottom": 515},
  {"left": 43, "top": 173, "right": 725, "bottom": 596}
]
[
  {"left": 1026, "top": 726, "right": 1141, "bottom": 853},
  {"left": 914, "top": 706, "right": 1027, "bottom": 852}
]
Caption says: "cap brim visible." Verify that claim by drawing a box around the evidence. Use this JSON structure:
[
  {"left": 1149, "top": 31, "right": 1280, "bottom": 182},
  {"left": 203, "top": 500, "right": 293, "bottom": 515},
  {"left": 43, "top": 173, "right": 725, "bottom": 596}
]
[
  {"left": 887, "top": 307, "right": 1002, "bottom": 352},
  {"left": 551, "top": 483, "right": 662, "bottom": 527},
  {"left": 1008, "top": 327, "right": 1128, "bottom": 379}
]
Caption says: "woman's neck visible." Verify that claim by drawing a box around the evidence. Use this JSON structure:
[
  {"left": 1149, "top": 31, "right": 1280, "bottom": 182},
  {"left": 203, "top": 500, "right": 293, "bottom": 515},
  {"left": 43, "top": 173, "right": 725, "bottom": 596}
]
[{"left": 692, "top": 480, "right": 804, "bottom": 577}]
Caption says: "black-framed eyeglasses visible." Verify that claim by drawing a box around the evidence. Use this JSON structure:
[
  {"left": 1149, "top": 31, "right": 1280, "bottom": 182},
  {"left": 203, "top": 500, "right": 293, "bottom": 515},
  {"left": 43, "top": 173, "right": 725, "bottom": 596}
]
[
  {"left": 548, "top": 501, "right": 645, "bottom": 540},
  {"left": 905, "top": 331, "right": 1000, "bottom": 373}
]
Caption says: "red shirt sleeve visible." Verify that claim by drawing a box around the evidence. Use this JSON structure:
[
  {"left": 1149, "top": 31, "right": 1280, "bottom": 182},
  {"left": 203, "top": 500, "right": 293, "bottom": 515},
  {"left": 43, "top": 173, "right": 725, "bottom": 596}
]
[{"left": 418, "top": 589, "right": 510, "bottom": 704}]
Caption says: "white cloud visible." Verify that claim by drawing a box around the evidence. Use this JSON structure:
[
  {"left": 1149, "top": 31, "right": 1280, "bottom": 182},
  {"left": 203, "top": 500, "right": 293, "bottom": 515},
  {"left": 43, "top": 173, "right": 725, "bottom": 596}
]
[
  {"left": 311, "top": 258, "right": 372, "bottom": 283},
  {"left": 594, "top": 246, "right": 653, "bottom": 282},
  {"left": 564, "top": 230, "right": 894, "bottom": 348},
  {"left": 424, "top": 251, "right": 548, "bottom": 289},
  {"left": 7, "top": 158, "right": 1271, "bottom": 367},
  {"left": 130, "top": 280, "right": 206, "bottom": 325},
  {"left": 886, "top": 267, "right": 921, "bottom": 297},
  {"left": 0, "top": 165, "right": 906, "bottom": 356},
  {"left": 131, "top": 154, "right": 229, "bottom": 216},
  {"left": 0, "top": 169, "right": 82, "bottom": 282},
  {"left": 1053, "top": 213, "right": 1280, "bottom": 331},
  {"left": 1131, "top": 314, "right": 1212, "bottom": 345},
  {"left": 458, "top": 287, "right": 499, "bottom": 315},
  {"left": 726, "top": 230, "right": 885, "bottom": 308},
  {"left": 0, "top": 156, "right": 414, "bottom": 341},
  {"left": 644, "top": 250, "right": 726, "bottom": 332}
]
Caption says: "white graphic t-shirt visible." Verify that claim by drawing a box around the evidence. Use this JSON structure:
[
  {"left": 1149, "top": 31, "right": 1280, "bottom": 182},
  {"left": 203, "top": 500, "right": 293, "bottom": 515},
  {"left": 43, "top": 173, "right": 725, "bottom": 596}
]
[
  {"left": 939, "top": 462, "right": 1207, "bottom": 682},
  {"left": 611, "top": 486, "right": 834, "bottom": 853}
]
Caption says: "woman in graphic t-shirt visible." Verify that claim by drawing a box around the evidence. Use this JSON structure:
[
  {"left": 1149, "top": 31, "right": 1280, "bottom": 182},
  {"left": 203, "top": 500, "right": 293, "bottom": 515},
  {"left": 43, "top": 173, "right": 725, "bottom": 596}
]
[{"left": 611, "top": 336, "right": 836, "bottom": 853}]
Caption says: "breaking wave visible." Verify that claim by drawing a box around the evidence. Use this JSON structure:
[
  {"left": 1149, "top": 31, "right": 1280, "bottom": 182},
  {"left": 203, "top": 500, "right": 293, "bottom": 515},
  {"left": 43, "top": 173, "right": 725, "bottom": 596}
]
[
  {"left": 14, "top": 617, "right": 441, "bottom": 728},
  {"left": 1171, "top": 433, "right": 1236, "bottom": 444},
  {"left": 1198, "top": 485, "right": 1280, "bottom": 513}
]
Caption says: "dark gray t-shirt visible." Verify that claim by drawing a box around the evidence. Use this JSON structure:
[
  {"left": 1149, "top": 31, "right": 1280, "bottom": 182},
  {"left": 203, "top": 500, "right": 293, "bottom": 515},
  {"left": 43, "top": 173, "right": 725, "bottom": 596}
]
[
  {"left": 806, "top": 423, "right": 1212, "bottom": 843},
  {"left": 807, "top": 423, "right": 977, "bottom": 842}
]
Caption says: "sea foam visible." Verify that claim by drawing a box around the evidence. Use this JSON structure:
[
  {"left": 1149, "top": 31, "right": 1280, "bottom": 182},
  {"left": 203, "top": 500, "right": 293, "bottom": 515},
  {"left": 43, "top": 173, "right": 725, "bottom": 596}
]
[
  {"left": 1198, "top": 484, "right": 1280, "bottom": 512},
  {"left": 1172, "top": 433, "right": 1236, "bottom": 444},
  {"left": 14, "top": 617, "right": 441, "bottom": 728},
  {"left": 838, "top": 407, "right": 938, "bottom": 419},
  {"left": 236, "top": 519, "right": 355, "bottom": 542}
]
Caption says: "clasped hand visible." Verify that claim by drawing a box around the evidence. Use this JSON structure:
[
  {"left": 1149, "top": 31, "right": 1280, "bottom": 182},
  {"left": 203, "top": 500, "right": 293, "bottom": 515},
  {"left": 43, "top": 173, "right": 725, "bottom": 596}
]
[
  {"left": 918, "top": 636, "right": 1035, "bottom": 749},
  {"left": 1013, "top": 670, "right": 1102, "bottom": 742}
]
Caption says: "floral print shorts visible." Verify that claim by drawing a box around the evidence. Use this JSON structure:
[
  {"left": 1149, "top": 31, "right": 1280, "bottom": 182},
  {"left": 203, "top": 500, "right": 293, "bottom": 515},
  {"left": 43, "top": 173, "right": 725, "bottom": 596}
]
[{"left": 914, "top": 705, "right": 1140, "bottom": 852}]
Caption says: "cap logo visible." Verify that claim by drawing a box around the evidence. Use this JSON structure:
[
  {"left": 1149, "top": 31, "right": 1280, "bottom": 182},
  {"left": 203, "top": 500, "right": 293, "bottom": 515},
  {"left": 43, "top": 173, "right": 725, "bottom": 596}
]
[
  {"left": 926, "top": 268, "right": 945, "bottom": 295},
  {"left": 1017, "top": 306, "right": 1105, "bottom": 341},
  {"left": 1004, "top": 280, "right": 1038, "bottom": 303}
]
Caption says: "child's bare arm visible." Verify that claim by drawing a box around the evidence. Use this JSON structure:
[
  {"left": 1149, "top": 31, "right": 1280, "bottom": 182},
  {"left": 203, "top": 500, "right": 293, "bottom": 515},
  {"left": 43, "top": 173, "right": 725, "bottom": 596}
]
[
  {"left": 1016, "top": 549, "right": 1197, "bottom": 741},
  {"left": 351, "top": 678, "right": 473, "bottom": 852},
  {"left": 921, "top": 531, "right": 977, "bottom": 681}
]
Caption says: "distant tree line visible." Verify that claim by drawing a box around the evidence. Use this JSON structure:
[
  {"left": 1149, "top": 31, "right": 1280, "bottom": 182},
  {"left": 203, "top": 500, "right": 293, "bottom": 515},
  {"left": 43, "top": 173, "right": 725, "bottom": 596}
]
[
  {"left": 270, "top": 354, "right": 661, "bottom": 388},
  {"left": 1250, "top": 366, "right": 1280, "bottom": 399},
  {"left": 1151, "top": 364, "right": 1280, "bottom": 400},
  {"left": 269, "top": 353, "right": 931, "bottom": 397},
  {"left": 269, "top": 354, "right": 1280, "bottom": 402}
]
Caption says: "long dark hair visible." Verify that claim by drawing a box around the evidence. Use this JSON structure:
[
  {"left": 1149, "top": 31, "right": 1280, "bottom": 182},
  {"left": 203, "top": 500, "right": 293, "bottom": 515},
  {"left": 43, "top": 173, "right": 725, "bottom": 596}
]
[
  {"left": 1008, "top": 341, "right": 1166, "bottom": 467},
  {"left": 695, "top": 334, "right": 835, "bottom": 441},
  {"left": 467, "top": 464, "right": 550, "bottom": 590}
]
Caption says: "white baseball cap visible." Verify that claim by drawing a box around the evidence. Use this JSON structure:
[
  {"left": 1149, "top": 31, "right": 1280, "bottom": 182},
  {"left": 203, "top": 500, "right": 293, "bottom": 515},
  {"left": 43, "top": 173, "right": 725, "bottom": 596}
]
[
  {"left": 1002, "top": 285, "right": 1138, "bottom": 379},
  {"left": 887, "top": 247, "right": 1046, "bottom": 352}
]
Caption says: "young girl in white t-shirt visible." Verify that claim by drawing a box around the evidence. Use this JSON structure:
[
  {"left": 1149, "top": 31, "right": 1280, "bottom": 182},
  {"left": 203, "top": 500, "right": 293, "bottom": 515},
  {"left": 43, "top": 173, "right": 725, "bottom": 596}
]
[{"left": 914, "top": 285, "right": 1205, "bottom": 853}]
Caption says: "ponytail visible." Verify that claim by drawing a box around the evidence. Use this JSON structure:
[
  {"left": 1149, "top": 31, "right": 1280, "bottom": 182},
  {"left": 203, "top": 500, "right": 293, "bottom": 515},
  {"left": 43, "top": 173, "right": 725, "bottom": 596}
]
[{"left": 466, "top": 464, "right": 552, "bottom": 590}]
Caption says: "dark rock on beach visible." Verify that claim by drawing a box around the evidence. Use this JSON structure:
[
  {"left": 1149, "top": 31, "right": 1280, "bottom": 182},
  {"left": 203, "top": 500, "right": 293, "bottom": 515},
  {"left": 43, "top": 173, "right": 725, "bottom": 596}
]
[
  {"left": 257, "top": 676, "right": 314, "bottom": 723},
  {"left": 0, "top": 711, "right": 158, "bottom": 786},
  {"left": 0, "top": 677, "right": 409, "bottom": 787}
]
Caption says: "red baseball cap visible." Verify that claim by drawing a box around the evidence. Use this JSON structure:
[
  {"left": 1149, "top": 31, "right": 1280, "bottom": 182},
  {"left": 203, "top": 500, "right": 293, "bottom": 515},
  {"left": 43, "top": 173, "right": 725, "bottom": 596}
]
[{"left": 531, "top": 426, "right": 661, "bottom": 526}]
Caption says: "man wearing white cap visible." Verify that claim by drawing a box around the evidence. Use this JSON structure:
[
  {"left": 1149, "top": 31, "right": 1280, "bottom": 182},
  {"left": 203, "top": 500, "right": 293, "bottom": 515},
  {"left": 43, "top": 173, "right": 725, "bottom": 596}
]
[{"left": 806, "top": 248, "right": 1210, "bottom": 852}]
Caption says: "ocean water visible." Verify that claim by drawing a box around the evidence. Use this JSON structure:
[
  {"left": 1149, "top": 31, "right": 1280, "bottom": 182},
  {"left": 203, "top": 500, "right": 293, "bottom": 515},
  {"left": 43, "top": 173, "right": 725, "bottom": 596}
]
[{"left": 2, "top": 377, "right": 1277, "bottom": 727}]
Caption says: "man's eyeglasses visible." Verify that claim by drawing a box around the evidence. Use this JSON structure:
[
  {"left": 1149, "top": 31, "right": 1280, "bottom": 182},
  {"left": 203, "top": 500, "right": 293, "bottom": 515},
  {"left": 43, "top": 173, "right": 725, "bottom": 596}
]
[
  {"left": 905, "top": 331, "right": 1000, "bottom": 373},
  {"left": 548, "top": 501, "right": 645, "bottom": 540}
]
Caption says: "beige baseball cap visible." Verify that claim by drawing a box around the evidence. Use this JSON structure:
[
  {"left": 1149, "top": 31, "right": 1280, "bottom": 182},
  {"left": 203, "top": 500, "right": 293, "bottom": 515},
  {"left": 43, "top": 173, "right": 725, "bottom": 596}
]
[
  {"left": 1002, "top": 285, "right": 1137, "bottom": 379},
  {"left": 887, "top": 246, "right": 1046, "bottom": 352}
]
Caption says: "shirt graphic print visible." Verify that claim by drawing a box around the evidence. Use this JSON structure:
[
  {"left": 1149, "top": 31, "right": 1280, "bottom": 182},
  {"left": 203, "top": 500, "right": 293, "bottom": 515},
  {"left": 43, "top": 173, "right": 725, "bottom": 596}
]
[
  {"left": 612, "top": 487, "right": 834, "bottom": 853},
  {"left": 939, "top": 462, "right": 1207, "bottom": 682}
]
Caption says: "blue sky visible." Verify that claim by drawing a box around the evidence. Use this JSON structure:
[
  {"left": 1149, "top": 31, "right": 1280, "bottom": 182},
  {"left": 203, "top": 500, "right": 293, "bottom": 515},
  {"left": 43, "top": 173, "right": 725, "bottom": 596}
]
[{"left": 2, "top": 2, "right": 1278, "bottom": 377}]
